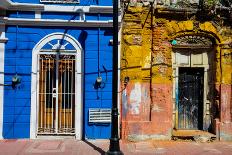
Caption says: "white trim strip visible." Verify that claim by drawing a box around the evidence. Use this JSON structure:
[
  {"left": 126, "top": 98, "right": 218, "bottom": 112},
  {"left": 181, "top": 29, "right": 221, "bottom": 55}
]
[
  {"left": 9, "top": 3, "right": 44, "bottom": 11},
  {"left": 0, "top": 0, "right": 44, "bottom": 11},
  {"left": 44, "top": 5, "right": 113, "bottom": 13},
  {"left": 3, "top": 17, "right": 113, "bottom": 27},
  {"left": 0, "top": 0, "right": 113, "bottom": 13},
  {"left": 40, "top": 0, "right": 79, "bottom": 4},
  {"left": 0, "top": 26, "right": 5, "bottom": 139}
]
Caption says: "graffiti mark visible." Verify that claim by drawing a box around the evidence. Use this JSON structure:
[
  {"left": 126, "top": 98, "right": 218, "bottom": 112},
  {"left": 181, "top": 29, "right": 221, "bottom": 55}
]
[{"left": 129, "top": 83, "right": 142, "bottom": 115}]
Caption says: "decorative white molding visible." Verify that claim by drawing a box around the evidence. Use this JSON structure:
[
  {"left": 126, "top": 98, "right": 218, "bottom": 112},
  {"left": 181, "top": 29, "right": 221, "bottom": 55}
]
[
  {"left": 2, "top": 17, "right": 113, "bottom": 27},
  {"left": 9, "top": 3, "right": 44, "bottom": 11},
  {"left": 44, "top": 5, "right": 113, "bottom": 13},
  {"left": 30, "top": 33, "right": 83, "bottom": 139},
  {"left": 40, "top": 0, "right": 79, "bottom": 4},
  {"left": 0, "top": 0, "right": 44, "bottom": 11},
  {"left": 0, "top": 0, "right": 113, "bottom": 13},
  {"left": 88, "top": 5, "right": 113, "bottom": 13},
  {"left": 0, "top": 26, "right": 5, "bottom": 139}
]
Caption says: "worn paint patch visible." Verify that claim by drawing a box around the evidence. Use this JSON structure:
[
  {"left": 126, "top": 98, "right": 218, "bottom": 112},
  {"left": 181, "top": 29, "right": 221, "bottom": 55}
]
[
  {"left": 143, "top": 55, "right": 151, "bottom": 68},
  {"left": 122, "top": 89, "right": 128, "bottom": 118},
  {"left": 220, "top": 133, "right": 232, "bottom": 141},
  {"left": 221, "top": 91, "right": 230, "bottom": 122},
  {"left": 128, "top": 134, "right": 171, "bottom": 142},
  {"left": 129, "top": 83, "right": 142, "bottom": 115},
  {"left": 152, "top": 104, "right": 164, "bottom": 112},
  {"left": 203, "top": 148, "right": 222, "bottom": 154},
  {"left": 220, "top": 84, "right": 232, "bottom": 123}
]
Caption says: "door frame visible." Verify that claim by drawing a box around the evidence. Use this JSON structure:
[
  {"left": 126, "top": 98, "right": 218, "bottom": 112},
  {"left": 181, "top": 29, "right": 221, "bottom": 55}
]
[{"left": 30, "top": 33, "right": 83, "bottom": 139}]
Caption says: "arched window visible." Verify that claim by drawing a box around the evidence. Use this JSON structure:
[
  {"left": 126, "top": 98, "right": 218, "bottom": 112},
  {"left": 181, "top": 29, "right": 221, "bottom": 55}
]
[{"left": 31, "top": 33, "right": 83, "bottom": 139}]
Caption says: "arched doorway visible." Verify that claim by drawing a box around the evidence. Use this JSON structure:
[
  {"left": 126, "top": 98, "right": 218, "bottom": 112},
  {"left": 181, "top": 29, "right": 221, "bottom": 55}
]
[
  {"left": 172, "top": 34, "right": 216, "bottom": 132},
  {"left": 30, "top": 33, "right": 83, "bottom": 139}
]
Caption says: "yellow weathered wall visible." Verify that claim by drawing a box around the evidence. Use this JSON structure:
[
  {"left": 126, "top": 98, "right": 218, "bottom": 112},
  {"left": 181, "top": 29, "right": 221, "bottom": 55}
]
[{"left": 121, "top": 5, "right": 232, "bottom": 141}]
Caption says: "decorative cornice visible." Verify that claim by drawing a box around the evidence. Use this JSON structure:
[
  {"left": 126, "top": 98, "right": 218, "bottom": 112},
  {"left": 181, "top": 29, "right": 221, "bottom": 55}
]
[
  {"left": 43, "top": 5, "right": 113, "bottom": 13},
  {"left": 89, "top": 5, "right": 113, "bottom": 13},
  {"left": 2, "top": 17, "right": 114, "bottom": 27},
  {"left": 9, "top": 3, "right": 44, "bottom": 11},
  {"left": 0, "top": 0, "right": 113, "bottom": 13},
  {"left": 0, "top": 0, "right": 44, "bottom": 11}
]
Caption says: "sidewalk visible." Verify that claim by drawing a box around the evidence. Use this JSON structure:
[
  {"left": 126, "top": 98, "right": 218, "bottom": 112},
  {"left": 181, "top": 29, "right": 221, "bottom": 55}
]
[{"left": 0, "top": 139, "right": 232, "bottom": 155}]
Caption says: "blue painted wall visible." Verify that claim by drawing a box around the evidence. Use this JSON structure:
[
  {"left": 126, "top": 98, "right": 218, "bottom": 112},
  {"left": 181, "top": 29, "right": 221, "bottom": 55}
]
[
  {"left": 3, "top": 25, "right": 113, "bottom": 139},
  {"left": 11, "top": 0, "right": 113, "bottom": 6}
]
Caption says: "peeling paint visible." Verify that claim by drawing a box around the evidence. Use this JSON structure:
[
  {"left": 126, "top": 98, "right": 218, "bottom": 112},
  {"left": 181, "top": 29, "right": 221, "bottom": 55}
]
[
  {"left": 128, "top": 134, "right": 171, "bottom": 142},
  {"left": 129, "top": 83, "right": 142, "bottom": 115},
  {"left": 155, "top": 52, "right": 166, "bottom": 64},
  {"left": 152, "top": 104, "right": 164, "bottom": 112},
  {"left": 222, "top": 91, "right": 230, "bottom": 122},
  {"left": 220, "top": 133, "right": 232, "bottom": 141},
  {"left": 143, "top": 55, "right": 151, "bottom": 68},
  {"left": 122, "top": 89, "right": 128, "bottom": 118}
]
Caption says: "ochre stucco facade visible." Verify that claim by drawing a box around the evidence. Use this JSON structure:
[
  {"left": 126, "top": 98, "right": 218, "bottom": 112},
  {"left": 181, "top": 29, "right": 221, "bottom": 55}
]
[{"left": 120, "top": 4, "right": 232, "bottom": 141}]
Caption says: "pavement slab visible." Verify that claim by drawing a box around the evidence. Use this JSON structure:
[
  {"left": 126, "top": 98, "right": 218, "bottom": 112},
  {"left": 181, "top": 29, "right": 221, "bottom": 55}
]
[{"left": 0, "top": 139, "right": 232, "bottom": 155}]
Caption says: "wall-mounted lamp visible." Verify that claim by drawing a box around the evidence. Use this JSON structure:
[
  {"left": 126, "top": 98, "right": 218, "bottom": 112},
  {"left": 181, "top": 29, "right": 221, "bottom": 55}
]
[
  {"left": 93, "top": 76, "right": 105, "bottom": 89},
  {"left": 0, "top": 74, "right": 21, "bottom": 89},
  {"left": 12, "top": 74, "right": 21, "bottom": 89}
]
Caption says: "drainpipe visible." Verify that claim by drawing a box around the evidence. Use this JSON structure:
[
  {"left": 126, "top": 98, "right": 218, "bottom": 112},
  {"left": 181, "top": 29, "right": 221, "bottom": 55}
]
[{"left": 106, "top": 0, "right": 123, "bottom": 155}]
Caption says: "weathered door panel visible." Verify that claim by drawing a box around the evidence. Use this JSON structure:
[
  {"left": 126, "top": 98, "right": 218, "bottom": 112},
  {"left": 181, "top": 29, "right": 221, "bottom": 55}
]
[{"left": 178, "top": 68, "right": 204, "bottom": 130}]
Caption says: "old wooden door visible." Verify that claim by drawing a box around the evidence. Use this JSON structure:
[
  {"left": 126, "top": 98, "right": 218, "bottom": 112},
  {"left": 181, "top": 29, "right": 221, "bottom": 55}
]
[
  {"left": 178, "top": 67, "right": 204, "bottom": 130},
  {"left": 37, "top": 54, "right": 75, "bottom": 135}
]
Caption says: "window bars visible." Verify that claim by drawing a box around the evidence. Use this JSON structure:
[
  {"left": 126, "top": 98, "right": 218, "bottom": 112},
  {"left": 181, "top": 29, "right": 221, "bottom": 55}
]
[{"left": 38, "top": 54, "right": 76, "bottom": 135}]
